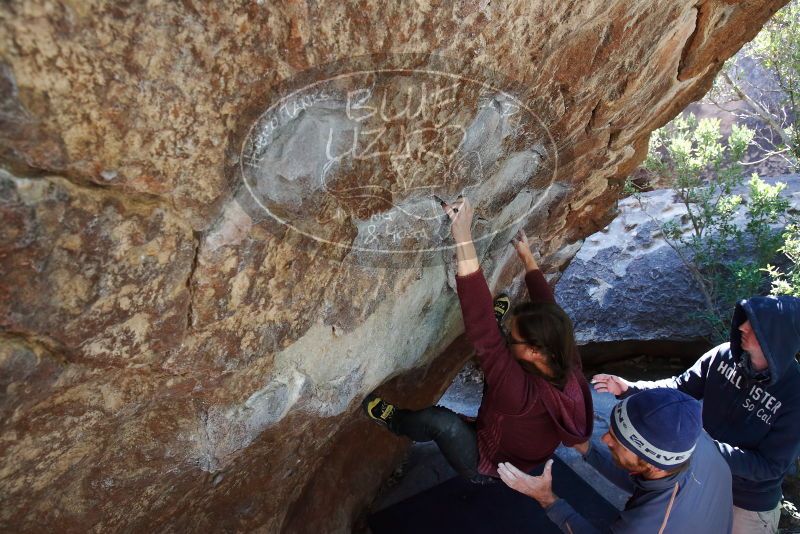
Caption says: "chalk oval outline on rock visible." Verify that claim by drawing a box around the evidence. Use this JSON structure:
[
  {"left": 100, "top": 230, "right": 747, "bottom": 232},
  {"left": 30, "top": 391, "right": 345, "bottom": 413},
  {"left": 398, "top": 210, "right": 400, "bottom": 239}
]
[{"left": 239, "top": 56, "right": 559, "bottom": 264}]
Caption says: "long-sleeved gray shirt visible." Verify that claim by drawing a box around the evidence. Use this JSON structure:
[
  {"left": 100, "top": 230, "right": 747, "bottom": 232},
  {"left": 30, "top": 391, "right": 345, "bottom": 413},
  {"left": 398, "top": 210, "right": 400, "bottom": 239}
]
[{"left": 545, "top": 432, "right": 733, "bottom": 533}]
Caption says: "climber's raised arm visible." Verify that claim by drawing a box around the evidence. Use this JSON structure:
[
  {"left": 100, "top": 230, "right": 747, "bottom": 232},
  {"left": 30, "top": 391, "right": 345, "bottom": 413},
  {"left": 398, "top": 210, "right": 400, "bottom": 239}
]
[
  {"left": 512, "top": 229, "right": 554, "bottom": 304},
  {"left": 442, "top": 195, "right": 479, "bottom": 276}
]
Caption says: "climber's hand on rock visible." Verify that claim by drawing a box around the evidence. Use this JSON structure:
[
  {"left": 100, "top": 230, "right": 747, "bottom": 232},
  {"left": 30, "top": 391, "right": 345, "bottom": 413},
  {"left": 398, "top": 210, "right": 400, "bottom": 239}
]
[
  {"left": 443, "top": 195, "right": 474, "bottom": 244},
  {"left": 511, "top": 229, "right": 539, "bottom": 271},
  {"left": 591, "top": 374, "right": 631, "bottom": 396},
  {"left": 511, "top": 229, "right": 531, "bottom": 256}
]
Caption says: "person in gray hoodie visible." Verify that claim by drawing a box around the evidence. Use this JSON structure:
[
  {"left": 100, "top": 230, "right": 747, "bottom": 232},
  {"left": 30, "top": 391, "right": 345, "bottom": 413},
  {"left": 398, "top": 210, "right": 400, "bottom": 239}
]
[
  {"left": 593, "top": 295, "right": 800, "bottom": 533},
  {"left": 499, "top": 388, "right": 733, "bottom": 533}
]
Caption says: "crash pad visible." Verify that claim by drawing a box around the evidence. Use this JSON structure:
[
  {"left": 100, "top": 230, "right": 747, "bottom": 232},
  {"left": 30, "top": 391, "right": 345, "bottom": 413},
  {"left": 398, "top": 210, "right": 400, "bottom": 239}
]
[{"left": 368, "top": 456, "right": 620, "bottom": 534}]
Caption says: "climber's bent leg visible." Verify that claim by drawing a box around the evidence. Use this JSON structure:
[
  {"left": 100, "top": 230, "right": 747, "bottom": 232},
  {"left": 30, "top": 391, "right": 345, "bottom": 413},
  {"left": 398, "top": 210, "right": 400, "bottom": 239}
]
[{"left": 389, "top": 405, "right": 480, "bottom": 481}]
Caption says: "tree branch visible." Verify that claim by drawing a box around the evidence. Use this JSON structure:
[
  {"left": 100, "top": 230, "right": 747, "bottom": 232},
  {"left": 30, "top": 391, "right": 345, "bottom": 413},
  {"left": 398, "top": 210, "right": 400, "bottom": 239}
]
[{"left": 722, "top": 71, "right": 794, "bottom": 148}]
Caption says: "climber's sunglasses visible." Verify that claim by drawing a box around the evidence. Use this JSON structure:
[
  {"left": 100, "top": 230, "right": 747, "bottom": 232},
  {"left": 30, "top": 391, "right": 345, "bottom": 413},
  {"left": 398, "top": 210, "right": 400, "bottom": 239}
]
[{"left": 503, "top": 328, "right": 532, "bottom": 346}]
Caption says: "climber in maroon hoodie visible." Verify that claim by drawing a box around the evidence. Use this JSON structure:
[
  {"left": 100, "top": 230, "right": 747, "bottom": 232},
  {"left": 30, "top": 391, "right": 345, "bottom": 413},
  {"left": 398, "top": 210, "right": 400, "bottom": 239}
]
[{"left": 363, "top": 195, "right": 593, "bottom": 482}]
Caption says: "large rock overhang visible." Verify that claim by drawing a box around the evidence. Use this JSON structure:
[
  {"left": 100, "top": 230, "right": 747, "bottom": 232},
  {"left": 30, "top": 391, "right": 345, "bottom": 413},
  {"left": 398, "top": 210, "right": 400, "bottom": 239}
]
[{"left": 0, "top": 1, "right": 788, "bottom": 531}]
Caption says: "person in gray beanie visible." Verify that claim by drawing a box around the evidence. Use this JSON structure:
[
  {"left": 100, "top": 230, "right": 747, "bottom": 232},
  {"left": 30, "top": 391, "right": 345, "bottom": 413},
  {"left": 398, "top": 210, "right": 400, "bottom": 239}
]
[
  {"left": 499, "top": 388, "right": 733, "bottom": 533},
  {"left": 593, "top": 295, "right": 800, "bottom": 533}
]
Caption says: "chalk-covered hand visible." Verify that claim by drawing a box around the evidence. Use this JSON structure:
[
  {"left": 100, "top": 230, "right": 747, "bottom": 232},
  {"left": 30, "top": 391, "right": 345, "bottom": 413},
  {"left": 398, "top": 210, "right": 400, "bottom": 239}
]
[
  {"left": 498, "top": 459, "right": 557, "bottom": 508},
  {"left": 511, "top": 229, "right": 531, "bottom": 257},
  {"left": 443, "top": 195, "right": 474, "bottom": 244},
  {"left": 511, "top": 229, "right": 539, "bottom": 270},
  {"left": 591, "top": 374, "right": 631, "bottom": 396}
]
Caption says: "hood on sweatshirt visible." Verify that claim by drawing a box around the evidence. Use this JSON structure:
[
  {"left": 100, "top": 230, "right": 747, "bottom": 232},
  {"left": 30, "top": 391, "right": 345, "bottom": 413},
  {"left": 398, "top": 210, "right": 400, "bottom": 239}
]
[
  {"left": 730, "top": 295, "right": 800, "bottom": 387},
  {"left": 535, "top": 371, "right": 594, "bottom": 446}
]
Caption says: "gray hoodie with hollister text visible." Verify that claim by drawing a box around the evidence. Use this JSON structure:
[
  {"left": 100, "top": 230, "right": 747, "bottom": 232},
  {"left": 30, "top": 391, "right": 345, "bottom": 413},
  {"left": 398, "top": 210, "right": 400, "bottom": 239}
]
[{"left": 623, "top": 295, "right": 800, "bottom": 512}]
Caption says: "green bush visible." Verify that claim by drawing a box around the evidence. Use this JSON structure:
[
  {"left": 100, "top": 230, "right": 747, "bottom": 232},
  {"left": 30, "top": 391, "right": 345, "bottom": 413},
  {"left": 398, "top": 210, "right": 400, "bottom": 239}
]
[
  {"left": 711, "top": 0, "right": 800, "bottom": 172},
  {"left": 629, "top": 114, "right": 796, "bottom": 342},
  {"left": 766, "top": 223, "right": 800, "bottom": 297}
]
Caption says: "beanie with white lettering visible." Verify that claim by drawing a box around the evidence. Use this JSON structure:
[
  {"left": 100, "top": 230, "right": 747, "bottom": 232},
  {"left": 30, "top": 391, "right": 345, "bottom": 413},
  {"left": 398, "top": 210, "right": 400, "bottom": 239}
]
[{"left": 610, "top": 388, "right": 702, "bottom": 471}]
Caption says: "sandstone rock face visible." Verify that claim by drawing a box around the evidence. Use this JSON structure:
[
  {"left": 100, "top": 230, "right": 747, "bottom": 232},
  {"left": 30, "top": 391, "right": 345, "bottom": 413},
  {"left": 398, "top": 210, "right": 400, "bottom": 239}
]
[
  {"left": 0, "top": 1, "right": 787, "bottom": 532},
  {"left": 556, "top": 176, "right": 800, "bottom": 363}
]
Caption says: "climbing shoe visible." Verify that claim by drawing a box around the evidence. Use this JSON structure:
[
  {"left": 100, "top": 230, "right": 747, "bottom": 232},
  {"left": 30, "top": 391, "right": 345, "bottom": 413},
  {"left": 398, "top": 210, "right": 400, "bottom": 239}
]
[
  {"left": 363, "top": 394, "right": 396, "bottom": 427},
  {"left": 493, "top": 294, "right": 511, "bottom": 324}
]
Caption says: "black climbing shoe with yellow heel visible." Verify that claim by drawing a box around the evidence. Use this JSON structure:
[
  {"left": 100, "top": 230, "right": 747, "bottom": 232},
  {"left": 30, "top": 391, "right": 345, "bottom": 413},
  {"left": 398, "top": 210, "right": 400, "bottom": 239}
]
[
  {"left": 493, "top": 294, "right": 511, "bottom": 325},
  {"left": 363, "top": 394, "right": 396, "bottom": 427}
]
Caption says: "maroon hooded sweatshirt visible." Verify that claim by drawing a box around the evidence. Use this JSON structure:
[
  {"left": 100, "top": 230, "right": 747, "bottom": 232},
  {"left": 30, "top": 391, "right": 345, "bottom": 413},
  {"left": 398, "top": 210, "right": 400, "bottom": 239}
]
[{"left": 455, "top": 267, "right": 594, "bottom": 477}]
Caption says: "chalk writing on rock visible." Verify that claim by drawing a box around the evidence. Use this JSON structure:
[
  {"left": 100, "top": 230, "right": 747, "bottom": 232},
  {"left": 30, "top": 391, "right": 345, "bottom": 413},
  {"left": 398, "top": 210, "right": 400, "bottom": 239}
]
[{"left": 239, "top": 59, "right": 557, "bottom": 263}]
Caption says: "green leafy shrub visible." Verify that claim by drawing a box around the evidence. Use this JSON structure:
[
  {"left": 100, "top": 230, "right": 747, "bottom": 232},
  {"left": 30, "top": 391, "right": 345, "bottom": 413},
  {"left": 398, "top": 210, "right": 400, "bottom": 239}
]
[
  {"left": 629, "top": 114, "right": 796, "bottom": 342},
  {"left": 710, "top": 1, "right": 800, "bottom": 172},
  {"left": 766, "top": 223, "right": 800, "bottom": 297}
]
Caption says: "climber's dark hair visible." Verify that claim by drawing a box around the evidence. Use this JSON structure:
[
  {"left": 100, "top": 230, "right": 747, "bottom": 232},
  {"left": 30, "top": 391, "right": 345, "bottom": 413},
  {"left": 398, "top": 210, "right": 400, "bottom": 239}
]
[{"left": 511, "top": 301, "right": 577, "bottom": 387}]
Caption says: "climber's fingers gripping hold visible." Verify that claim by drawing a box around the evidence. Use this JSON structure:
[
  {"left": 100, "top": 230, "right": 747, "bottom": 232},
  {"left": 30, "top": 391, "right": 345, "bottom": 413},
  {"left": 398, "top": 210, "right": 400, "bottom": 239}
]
[{"left": 443, "top": 196, "right": 474, "bottom": 242}]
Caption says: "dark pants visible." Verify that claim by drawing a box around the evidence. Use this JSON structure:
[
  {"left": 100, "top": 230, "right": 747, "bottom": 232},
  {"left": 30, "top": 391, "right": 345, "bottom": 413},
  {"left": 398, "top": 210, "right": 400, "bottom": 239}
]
[
  {"left": 384, "top": 304, "right": 505, "bottom": 482},
  {"left": 388, "top": 405, "right": 488, "bottom": 482}
]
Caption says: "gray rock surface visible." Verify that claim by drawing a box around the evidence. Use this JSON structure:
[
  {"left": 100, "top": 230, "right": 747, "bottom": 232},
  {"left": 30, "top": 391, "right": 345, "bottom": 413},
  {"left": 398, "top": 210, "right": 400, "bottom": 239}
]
[{"left": 556, "top": 175, "right": 800, "bottom": 352}]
